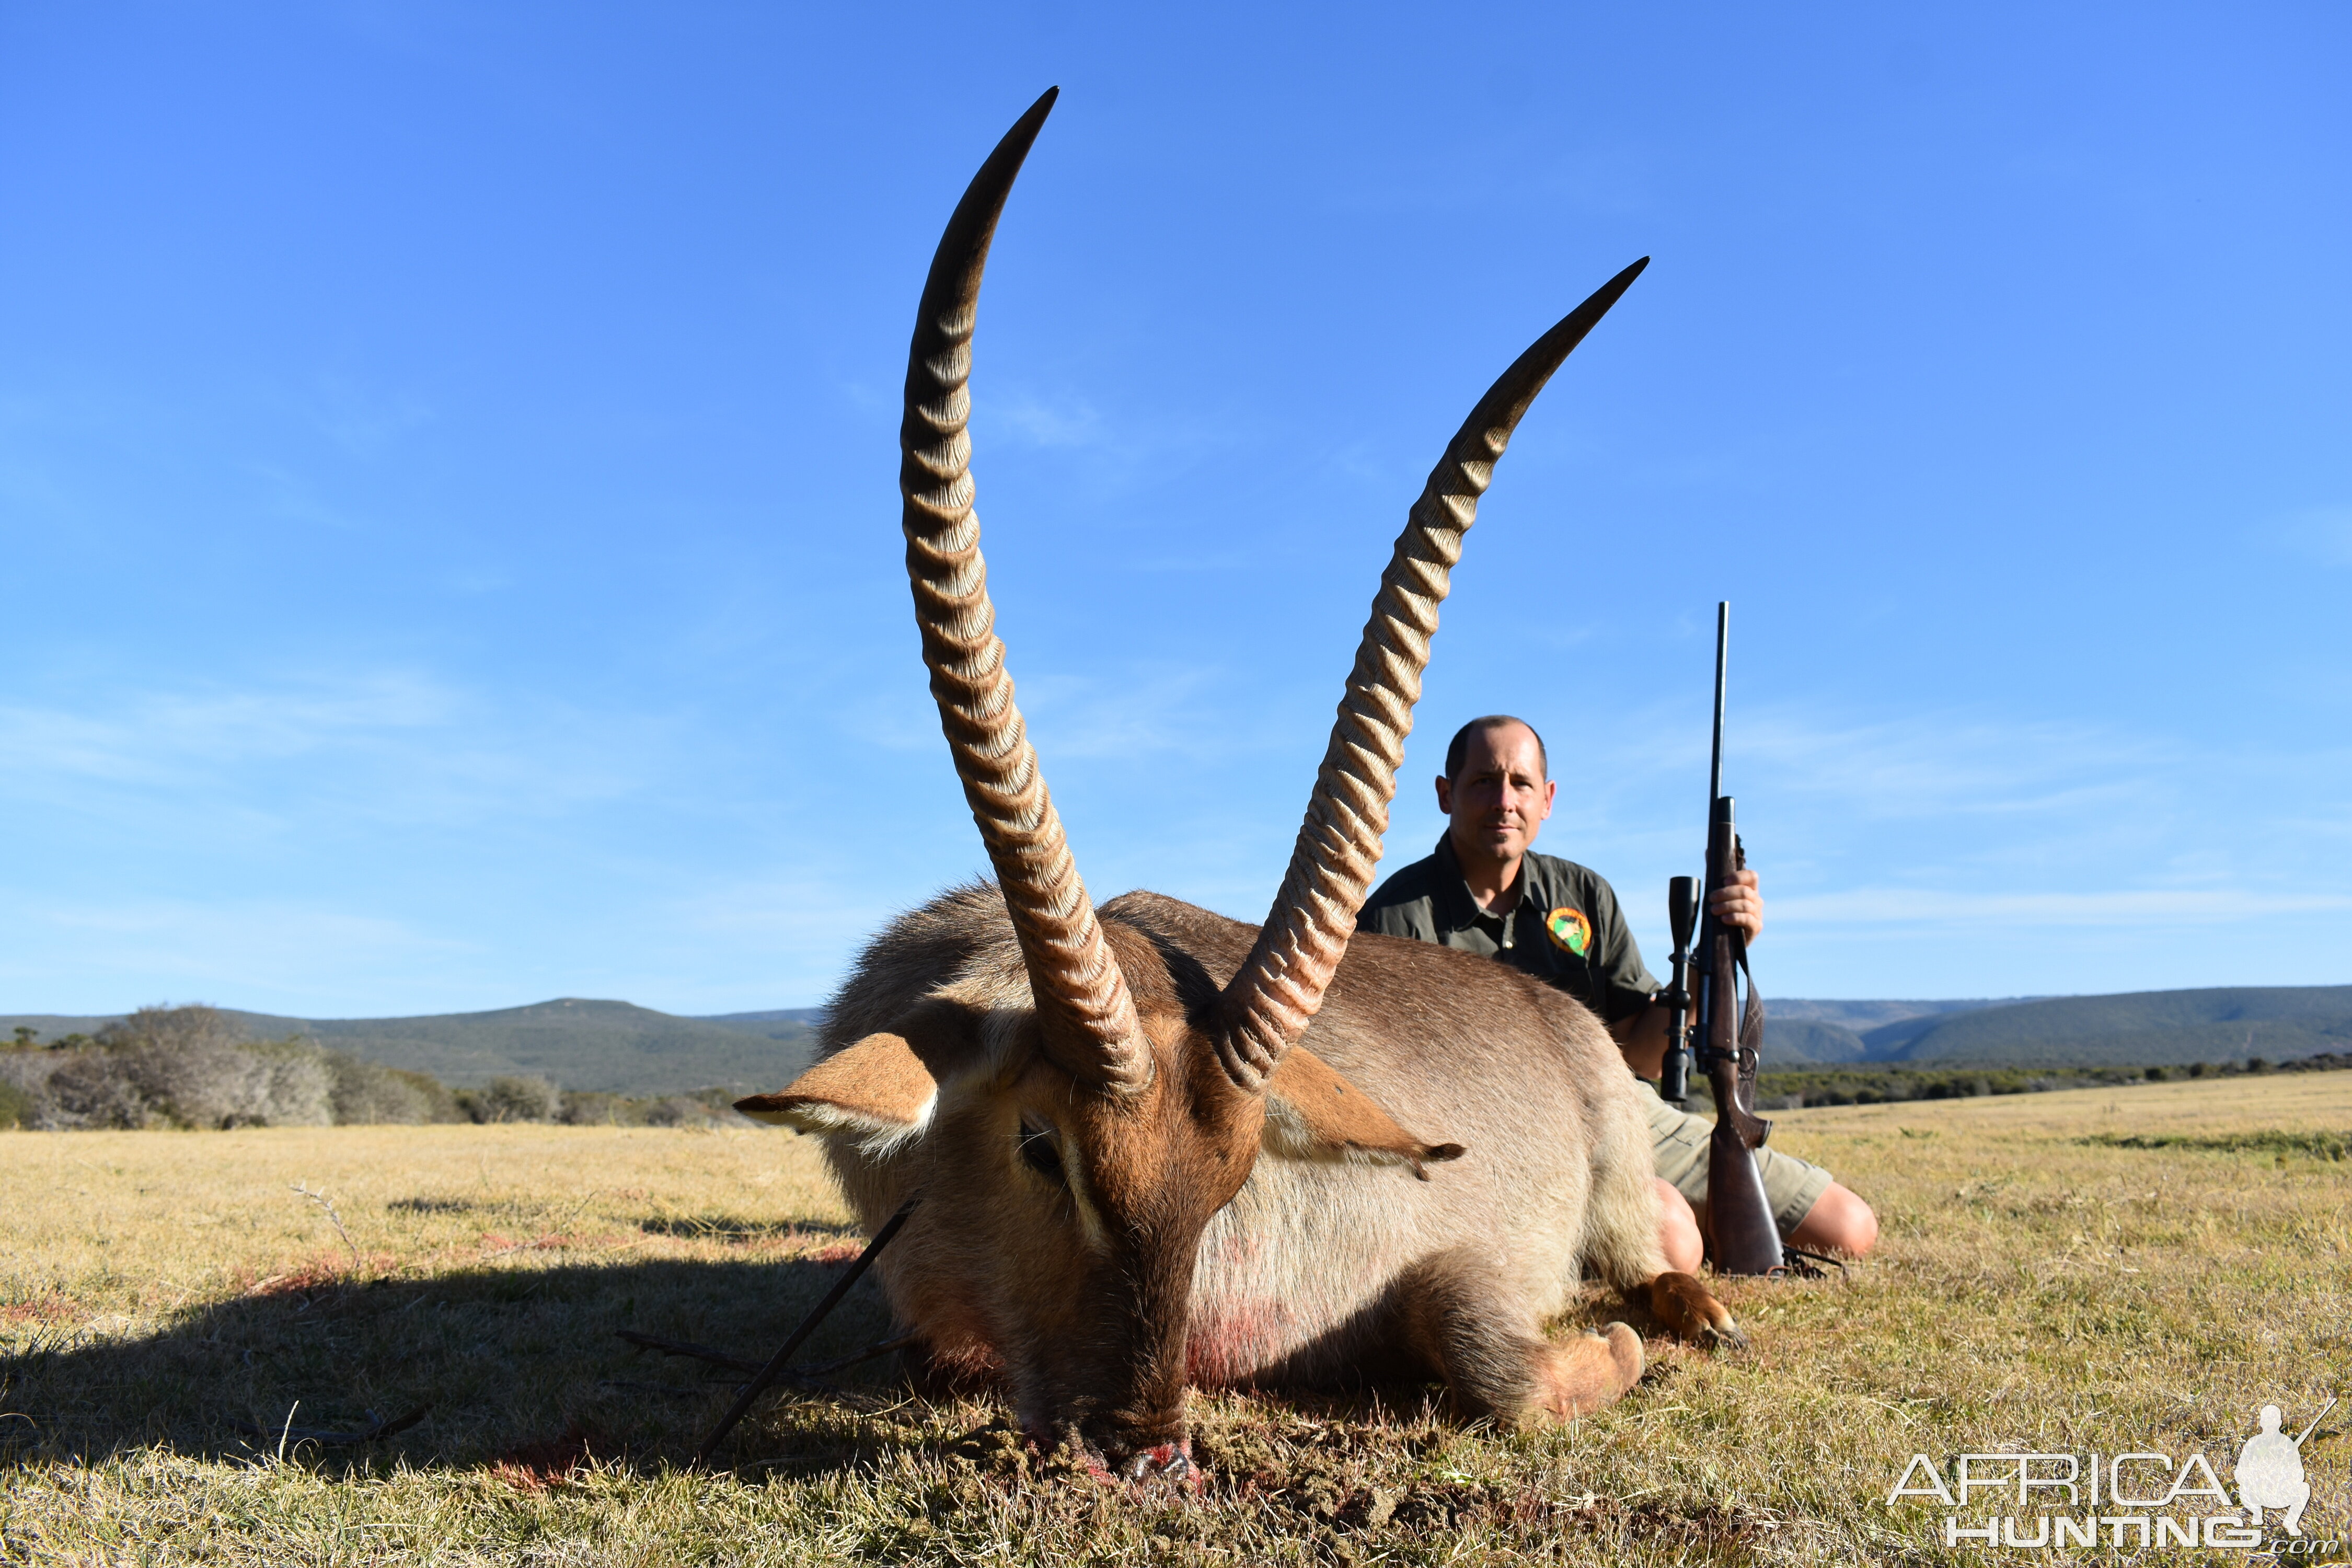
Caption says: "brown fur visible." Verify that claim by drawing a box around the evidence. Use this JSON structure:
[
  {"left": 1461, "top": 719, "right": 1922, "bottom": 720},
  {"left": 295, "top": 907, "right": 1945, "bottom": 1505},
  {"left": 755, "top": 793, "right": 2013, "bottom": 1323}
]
[{"left": 749, "top": 881, "right": 1735, "bottom": 1467}]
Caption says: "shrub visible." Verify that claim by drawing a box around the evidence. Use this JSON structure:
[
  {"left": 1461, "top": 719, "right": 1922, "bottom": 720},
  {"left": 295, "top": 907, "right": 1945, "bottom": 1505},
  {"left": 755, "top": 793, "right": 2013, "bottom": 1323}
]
[
  {"left": 326, "top": 1053, "right": 453, "bottom": 1124},
  {"left": 461, "top": 1075, "right": 562, "bottom": 1124},
  {"left": 644, "top": 1096, "right": 719, "bottom": 1128},
  {"left": 20, "top": 1006, "right": 332, "bottom": 1129},
  {"left": 40, "top": 1049, "right": 166, "bottom": 1128}
]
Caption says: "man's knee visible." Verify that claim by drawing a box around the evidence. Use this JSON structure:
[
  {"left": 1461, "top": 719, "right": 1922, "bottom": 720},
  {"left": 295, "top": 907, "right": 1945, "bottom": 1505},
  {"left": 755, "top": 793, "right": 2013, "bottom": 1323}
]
[
  {"left": 1789, "top": 1182, "right": 1877, "bottom": 1258},
  {"left": 1654, "top": 1177, "right": 1703, "bottom": 1273}
]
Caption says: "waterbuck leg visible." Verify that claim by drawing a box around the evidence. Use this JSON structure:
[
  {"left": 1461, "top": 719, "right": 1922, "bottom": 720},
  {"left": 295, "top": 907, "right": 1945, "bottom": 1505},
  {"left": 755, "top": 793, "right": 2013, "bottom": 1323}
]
[
  {"left": 1394, "top": 1249, "right": 1644, "bottom": 1423},
  {"left": 1642, "top": 1271, "right": 1746, "bottom": 1348}
]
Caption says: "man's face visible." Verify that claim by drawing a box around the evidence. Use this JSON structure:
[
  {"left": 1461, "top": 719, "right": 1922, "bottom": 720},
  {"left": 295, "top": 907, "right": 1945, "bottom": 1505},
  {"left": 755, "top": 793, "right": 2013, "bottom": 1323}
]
[{"left": 1435, "top": 721, "right": 1556, "bottom": 869}]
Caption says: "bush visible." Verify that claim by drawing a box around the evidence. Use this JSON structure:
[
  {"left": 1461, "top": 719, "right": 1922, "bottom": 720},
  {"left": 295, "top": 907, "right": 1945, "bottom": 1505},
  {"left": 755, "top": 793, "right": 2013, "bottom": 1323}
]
[
  {"left": 327, "top": 1053, "right": 460, "bottom": 1124},
  {"left": 460, "top": 1075, "right": 562, "bottom": 1124},
  {"left": 557, "top": 1091, "right": 643, "bottom": 1126},
  {"left": 644, "top": 1095, "right": 720, "bottom": 1128},
  {"left": 0, "top": 1013, "right": 771, "bottom": 1131},
  {"left": 17, "top": 1006, "right": 332, "bottom": 1129},
  {"left": 41, "top": 1048, "right": 171, "bottom": 1128}
]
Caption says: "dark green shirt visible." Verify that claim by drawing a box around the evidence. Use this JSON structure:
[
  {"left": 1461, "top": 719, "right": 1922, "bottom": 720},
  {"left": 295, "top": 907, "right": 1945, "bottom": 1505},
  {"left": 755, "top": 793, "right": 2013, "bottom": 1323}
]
[{"left": 1356, "top": 834, "right": 1661, "bottom": 1025}]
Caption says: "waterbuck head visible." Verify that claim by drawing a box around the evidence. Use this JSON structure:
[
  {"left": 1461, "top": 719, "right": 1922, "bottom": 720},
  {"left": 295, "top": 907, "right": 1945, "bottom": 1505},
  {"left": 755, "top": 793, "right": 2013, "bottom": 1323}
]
[{"left": 739, "top": 88, "right": 1644, "bottom": 1477}]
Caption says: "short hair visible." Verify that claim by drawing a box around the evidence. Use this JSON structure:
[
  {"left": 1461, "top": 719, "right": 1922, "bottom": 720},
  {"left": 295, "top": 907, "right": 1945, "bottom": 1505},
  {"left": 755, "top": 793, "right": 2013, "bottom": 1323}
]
[{"left": 1444, "top": 716, "right": 1548, "bottom": 780}]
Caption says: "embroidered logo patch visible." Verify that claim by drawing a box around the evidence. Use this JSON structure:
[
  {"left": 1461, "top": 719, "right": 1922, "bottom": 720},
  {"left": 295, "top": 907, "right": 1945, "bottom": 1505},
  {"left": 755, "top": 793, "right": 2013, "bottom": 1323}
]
[{"left": 1544, "top": 906, "right": 1592, "bottom": 958}]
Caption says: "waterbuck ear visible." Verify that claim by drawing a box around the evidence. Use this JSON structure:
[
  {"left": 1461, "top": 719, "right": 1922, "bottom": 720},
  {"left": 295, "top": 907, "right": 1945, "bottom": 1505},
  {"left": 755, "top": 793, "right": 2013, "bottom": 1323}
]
[
  {"left": 1263, "top": 1045, "right": 1466, "bottom": 1180},
  {"left": 735, "top": 1031, "right": 940, "bottom": 1138}
]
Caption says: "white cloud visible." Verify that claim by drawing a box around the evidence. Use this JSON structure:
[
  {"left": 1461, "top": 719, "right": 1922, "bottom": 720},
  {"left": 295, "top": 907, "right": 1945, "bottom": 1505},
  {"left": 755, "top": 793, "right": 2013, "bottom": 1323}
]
[
  {"left": 1773, "top": 886, "right": 2352, "bottom": 929},
  {"left": 0, "top": 673, "right": 453, "bottom": 782},
  {"left": 0, "top": 669, "right": 670, "bottom": 830},
  {"left": 0, "top": 895, "right": 475, "bottom": 1014},
  {"left": 305, "top": 376, "right": 435, "bottom": 460},
  {"left": 991, "top": 389, "right": 1105, "bottom": 451},
  {"left": 2277, "top": 503, "right": 2352, "bottom": 568}
]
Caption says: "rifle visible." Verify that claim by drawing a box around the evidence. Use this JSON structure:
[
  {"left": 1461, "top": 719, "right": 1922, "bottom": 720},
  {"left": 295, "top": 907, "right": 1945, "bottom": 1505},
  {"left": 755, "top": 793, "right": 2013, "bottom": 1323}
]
[
  {"left": 1656, "top": 877, "right": 1697, "bottom": 1104},
  {"left": 1686, "top": 602, "right": 1783, "bottom": 1275}
]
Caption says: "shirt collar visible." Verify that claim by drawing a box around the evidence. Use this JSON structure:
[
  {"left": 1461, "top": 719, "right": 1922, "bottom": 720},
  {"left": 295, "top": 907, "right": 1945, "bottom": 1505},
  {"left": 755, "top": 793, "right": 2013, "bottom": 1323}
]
[{"left": 1432, "top": 832, "right": 1528, "bottom": 933}]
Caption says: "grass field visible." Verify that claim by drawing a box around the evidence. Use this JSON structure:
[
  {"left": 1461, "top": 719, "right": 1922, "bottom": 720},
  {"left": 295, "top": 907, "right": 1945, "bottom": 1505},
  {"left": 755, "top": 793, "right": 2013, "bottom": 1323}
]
[{"left": 3, "top": 1074, "right": 2347, "bottom": 1564}]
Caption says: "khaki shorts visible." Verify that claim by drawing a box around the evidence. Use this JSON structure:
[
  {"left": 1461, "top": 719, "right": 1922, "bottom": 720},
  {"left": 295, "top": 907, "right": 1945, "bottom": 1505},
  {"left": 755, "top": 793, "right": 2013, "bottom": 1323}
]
[{"left": 1636, "top": 1077, "right": 1835, "bottom": 1237}]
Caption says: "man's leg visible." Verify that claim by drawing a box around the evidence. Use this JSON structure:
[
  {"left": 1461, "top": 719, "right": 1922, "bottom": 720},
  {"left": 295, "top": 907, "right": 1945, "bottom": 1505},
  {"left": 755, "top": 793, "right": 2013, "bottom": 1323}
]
[
  {"left": 1636, "top": 1075, "right": 1878, "bottom": 1259},
  {"left": 1654, "top": 1179, "right": 1703, "bottom": 1273},
  {"left": 1788, "top": 1182, "right": 1878, "bottom": 1258}
]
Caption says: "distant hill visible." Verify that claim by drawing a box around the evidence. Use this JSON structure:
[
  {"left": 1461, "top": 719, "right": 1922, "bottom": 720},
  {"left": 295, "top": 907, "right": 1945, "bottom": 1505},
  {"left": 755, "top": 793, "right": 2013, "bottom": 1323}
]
[
  {"left": 1764, "top": 997, "right": 2028, "bottom": 1064},
  {"left": 1870, "top": 985, "right": 2352, "bottom": 1067},
  {"left": 0, "top": 999, "right": 816, "bottom": 1096},
  {"left": 1761, "top": 1018, "right": 1871, "bottom": 1063},
  {"left": 1759, "top": 986, "right": 2352, "bottom": 1068},
  {"left": 696, "top": 1008, "right": 827, "bottom": 1033},
  {"left": 16, "top": 983, "right": 2348, "bottom": 1087}
]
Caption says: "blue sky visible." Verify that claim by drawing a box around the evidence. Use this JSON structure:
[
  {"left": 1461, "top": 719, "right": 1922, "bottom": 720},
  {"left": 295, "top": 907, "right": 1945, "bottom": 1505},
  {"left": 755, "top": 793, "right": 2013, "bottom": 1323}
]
[{"left": 3, "top": 3, "right": 2346, "bottom": 1017}]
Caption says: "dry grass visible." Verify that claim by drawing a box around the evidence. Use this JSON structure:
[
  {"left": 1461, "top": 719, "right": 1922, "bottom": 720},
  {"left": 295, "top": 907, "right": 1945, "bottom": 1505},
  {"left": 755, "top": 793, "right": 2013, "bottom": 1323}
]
[{"left": 3, "top": 1075, "right": 2347, "bottom": 1564}]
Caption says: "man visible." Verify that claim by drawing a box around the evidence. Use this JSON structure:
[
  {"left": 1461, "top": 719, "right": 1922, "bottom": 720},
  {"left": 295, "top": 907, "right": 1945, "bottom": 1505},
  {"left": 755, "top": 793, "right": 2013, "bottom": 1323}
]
[{"left": 1357, "top": 714, "right": 1878, "bottom": 1270}]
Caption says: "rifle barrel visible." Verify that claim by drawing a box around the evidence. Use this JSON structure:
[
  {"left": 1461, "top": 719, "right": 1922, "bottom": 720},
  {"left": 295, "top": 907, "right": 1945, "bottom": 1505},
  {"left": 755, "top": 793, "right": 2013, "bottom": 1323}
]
[{"left": 1709, "top": 601, "right": 1728, "bottom": 807}]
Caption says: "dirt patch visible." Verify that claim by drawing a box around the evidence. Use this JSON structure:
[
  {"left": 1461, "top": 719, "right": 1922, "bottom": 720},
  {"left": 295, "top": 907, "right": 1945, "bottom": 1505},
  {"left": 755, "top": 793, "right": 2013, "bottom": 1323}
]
[{"left": 491, "top": 1423, "right": 602, "bottom": 1491}]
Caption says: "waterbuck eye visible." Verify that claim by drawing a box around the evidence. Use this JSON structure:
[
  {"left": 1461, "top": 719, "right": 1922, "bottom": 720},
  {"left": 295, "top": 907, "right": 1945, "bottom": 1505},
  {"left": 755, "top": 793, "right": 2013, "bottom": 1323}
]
[{"left": 1017, "top": 1118, "right": 1065, "bottom": 1184}]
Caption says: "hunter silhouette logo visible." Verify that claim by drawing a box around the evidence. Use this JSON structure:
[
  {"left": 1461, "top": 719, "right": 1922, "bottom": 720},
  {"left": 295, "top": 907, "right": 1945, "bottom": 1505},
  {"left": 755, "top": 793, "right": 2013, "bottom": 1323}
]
[
  {"left": 1885, "top": 1394, "right": 2342, "bottom": 1552},
  {"left": 1544, "top": 907, "right": 1592, "bottom": 957},
  {"left": 2238, "top": 1399, "right": 2332, "bottom": 1536}
]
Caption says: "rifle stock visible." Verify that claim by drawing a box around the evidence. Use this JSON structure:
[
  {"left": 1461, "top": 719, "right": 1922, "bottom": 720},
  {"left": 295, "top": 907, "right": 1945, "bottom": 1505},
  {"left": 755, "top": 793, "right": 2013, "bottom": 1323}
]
[
  {"left": 1699, "top": 840, "right": 1780, "bottom": 1273},
  {"left": 1693, "top": 604, "right": 1782, "bottom": 1276}
]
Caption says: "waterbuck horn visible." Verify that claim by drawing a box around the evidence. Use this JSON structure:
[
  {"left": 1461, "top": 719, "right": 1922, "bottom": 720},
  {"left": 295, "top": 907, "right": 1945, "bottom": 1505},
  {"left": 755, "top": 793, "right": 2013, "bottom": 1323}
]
[
  {"left": 900, "top": 88, "right": 1150, "bottom": 1093},
  {"left": 1214, "top": 258, "right": 1652, "bottom": 1090}
]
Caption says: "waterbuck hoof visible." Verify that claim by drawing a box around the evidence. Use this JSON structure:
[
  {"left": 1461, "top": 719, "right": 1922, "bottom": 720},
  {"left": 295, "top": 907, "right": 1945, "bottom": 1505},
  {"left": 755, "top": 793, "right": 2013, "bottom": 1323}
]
[
  {"left": 1532, "top": 1321, "right": 1644, "bottom": 1420},
  {"left": 1647, "top": 1270, "right": 1745, "bottom": 1349}
]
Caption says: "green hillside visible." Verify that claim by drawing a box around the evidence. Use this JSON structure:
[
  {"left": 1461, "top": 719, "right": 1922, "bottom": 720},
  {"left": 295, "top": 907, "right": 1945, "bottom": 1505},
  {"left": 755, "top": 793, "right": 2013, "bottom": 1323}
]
[
  {"left": 1761, "top": 1017, "right": 1870, "bottom": 1063},
  {"left": 1769, "top": 997, "right": 2031, "bottom": 1032},
  {"left": 0, "top": 999, "right": 815, "bottom": 1096},
  {"left": 1875, "top": 985, "right": 2352, "bottom": 1066},
  {"left": 14, "top": 983, "right": 2348, "bottom": 1087}
]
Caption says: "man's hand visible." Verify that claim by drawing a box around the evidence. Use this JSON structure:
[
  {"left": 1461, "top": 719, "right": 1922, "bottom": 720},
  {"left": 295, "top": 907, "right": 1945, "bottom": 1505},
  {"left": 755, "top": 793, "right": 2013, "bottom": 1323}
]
[{"left": 1709, "top": 867, "right": 1763, "bottom": 943}]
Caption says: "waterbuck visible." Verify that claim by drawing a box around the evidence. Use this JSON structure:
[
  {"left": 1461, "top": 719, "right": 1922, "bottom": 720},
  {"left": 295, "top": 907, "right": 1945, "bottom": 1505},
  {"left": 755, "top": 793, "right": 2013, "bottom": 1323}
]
[{"left": 739, "top": 88, "right": 1739, "bottom": 1480}]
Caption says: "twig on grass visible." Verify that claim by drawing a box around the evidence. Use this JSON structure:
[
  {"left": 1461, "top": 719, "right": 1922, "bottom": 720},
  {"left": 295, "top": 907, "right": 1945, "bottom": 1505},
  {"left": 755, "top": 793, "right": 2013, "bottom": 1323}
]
[
  {"left": 232, "top": 1404, "right": 430, "bottom": 1448},
  {"left": 615, "top": 1331, "right": 762, "bottom": 1376},
  {"left": 692, "top": 1196, "right": 920, "bottom": 1467},
  {"left": 291, "top": 1184, "right": 361, "bottom": 1273},
  {"left": 800, "top": 1332, "right": 921, "bottom": 1378},
  {"left": 613, "top": 1329, "right": 919, "bottom": 1386},
  {"left": 597, "top": 1380, "right": 732, "bottom": 1399}
]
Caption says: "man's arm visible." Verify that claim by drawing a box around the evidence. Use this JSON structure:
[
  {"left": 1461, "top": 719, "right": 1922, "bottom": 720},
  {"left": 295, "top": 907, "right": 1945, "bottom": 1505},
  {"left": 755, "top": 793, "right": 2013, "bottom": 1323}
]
[
  {"left": 1610, "top": 1003, "right": 1671, "bottom": 1078},
  {"left": 1611, "top": 867, "right": 1761, "bottom": 1080}
]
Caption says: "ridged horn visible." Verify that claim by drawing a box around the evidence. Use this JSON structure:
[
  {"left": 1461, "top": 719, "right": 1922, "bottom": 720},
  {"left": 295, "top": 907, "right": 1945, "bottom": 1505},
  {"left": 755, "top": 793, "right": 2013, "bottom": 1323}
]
[
  {"left": 1215, "top": 257, "right": 1652, "bottom": 1091},
  {"left": 899, "top": 89, "right": 1149, "bottom": 1094}
]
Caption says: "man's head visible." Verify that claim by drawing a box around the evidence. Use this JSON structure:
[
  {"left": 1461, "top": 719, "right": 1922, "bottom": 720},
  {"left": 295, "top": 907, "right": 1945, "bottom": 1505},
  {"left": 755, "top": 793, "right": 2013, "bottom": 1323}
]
[{"left": 1436, "top": 716, "right": 1555, "bottom": 874}]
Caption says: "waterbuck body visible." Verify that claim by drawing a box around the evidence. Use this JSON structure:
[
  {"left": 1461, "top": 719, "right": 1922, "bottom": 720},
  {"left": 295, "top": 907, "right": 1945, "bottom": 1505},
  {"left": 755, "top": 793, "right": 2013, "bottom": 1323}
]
[
  {"left": 816, "top": 890, "right": 1668, "bottom": 1410},
  {"left": 739, "top": 89, "right": 1736, "bottom": 1477}
]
